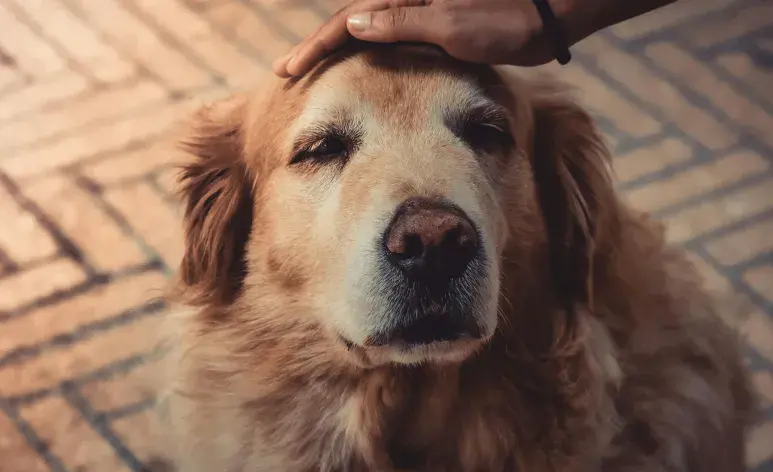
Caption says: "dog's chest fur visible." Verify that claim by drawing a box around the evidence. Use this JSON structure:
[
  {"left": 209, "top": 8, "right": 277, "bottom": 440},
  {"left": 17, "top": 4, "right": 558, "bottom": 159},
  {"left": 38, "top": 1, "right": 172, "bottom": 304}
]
[{"left": 206, "top": 320, "right": 621, "bottom": 472}]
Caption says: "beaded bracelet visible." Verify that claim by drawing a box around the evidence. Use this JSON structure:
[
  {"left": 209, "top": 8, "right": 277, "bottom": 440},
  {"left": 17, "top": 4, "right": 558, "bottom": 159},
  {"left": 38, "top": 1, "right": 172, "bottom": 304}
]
[{"left": 531, "top": 0, "right": 572, "bottom": 65}]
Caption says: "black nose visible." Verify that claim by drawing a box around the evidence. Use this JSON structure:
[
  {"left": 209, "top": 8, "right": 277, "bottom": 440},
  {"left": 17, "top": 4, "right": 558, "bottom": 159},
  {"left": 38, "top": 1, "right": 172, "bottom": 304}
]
[{"left": 384, "top": 198, "right": 479, "bottom": 283}]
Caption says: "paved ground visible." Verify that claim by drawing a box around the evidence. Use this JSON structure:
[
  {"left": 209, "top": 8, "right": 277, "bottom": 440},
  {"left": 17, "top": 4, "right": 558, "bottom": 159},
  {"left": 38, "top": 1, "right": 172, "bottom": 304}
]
[{"left": 0, "top": 0, "right": 771, "bottom": 470}]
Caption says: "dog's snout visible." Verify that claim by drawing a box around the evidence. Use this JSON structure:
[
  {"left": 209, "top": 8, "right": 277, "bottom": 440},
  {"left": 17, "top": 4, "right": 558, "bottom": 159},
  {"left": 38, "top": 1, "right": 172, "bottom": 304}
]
[{"left": 384, "top": 198, "right": 478, "bottom": 281}]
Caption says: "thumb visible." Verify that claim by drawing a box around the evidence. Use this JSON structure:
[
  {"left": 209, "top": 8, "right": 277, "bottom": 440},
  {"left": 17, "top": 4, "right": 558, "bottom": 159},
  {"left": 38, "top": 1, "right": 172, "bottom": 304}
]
[{"left": 346, "top": 7, "right": 435, "bottom": 43}]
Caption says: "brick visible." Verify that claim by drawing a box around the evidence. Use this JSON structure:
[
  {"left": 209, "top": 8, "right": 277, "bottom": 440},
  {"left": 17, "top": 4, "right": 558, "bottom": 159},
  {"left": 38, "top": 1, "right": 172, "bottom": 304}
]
[
  {"left": 111, "top": 409, "right": 166, "bottom": 467},
  {"left": 69, "top": 0, "right": 211, "bottom": 91},
  {"left": 716, "top": 52, "right": 773, "bottom": 108},
  {"left": 0, "top": 71, "right": 88, "bottom": 121},
  {"left": 256, "top": 4, "right": 322, "bottom": 39},
  {"left": 22, "top": 175, "right": 146, "bottom": 271},
  {"left": 81, "top": 357, "right": 162, "bottom": 413},
  {"left": 0, "top": 271, "right": 167, "bottom": 356},
  {"left": 0, "top": 65, "right": 25, "bottom": 92},
  {"left": 80, "top": 140, "right": 185, "bottom": 185},
  {"left": 0, "top": 185, "right": 58, "bottom": 265},
  {"left": 0, "top": 259, "right": 86, "bottom": 312},
  {"left": 685, "top": 251, "right": 732, "bottom": 295},
  {"left": 133, "top": 0, "right": 266, "bottom": 87},
  {"left": 746, "top": 421, "right": 773, "bottom": 469},
  {"left": 704, "top": 219, "right": 773, "bottom": 267},
  {"left": 205, "top": 2, "right": 295, "bottom": 63},
  {"left": 0, "top": 80, "right": 167, "bottom": 151},
  {"left": 12, "top": 0, "right": 135, "bottom": 83},
  {"left": 0, "top": 3, "right": 65, "bottom": 76},
  {"left": 561, "top": 63, "right": 661, "bottom": 138},
  {"left": 625, "top": 150, "right": 769, "bottom": 214},
  {"left": 0, "top": 314, "right": 164, "bottom": 397},
  {"left": 104, "top": 182, "right": 185, "bottom": 268},
  {"left": 744, "top": 266, "right": 773, "bottom": 307},
  {"left": 613, "top": 138, "right": 693, "bottom": 183},
  {"left": 663, "top": 178, "right": 773, "bottom": 244},
  {"left": 577, "top": 36, "right": 736, "bottom": 150},
  {"left": 1, "top": 102, "right": 192, "bottom": 179},
  {"left": 609, "top": 0, "right": 734, "bottom": 40},
  {"left": 154, "top": 167, "right": 181, "bottom": 198},
  {"left": 739, "top": 305, "right": 773, "bottom": 364},
  {"left": 0, "top": 410, "right": 49, "bottom": 472},
  {"left": 752, "top": 371, "right": 773, "bottom": 407},
  {"left": 21, "top": 397, "right": 130, "bottom": 472},
  {"left": 682, "top": 2, "right": 773, "bottom": 48},
  {"left": 646, "top": 43, "right": 773, "bottom": 148}
]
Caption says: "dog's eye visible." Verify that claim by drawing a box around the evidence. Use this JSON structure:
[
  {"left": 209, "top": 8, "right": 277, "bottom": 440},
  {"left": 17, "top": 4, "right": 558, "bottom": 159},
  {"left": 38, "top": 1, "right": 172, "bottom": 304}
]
[
  {"left": 462, "top": 122, "right": 512, "bottom": 154},
  {"left": 291, "top": 135, "right": 349, "bottom": 165}
]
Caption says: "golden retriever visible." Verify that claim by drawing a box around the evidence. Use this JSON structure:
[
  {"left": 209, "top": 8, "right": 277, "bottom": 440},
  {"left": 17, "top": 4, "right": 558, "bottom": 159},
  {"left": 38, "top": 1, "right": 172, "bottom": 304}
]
[{"left": 159, "top": 43, "right": 754, "bottom": 472}]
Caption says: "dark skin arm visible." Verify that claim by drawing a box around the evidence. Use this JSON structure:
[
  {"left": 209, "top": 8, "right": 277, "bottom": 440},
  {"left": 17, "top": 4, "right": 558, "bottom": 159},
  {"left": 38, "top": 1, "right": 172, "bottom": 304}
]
[{"left": 273, "top": 0, "right": 678, "bottom": 77}]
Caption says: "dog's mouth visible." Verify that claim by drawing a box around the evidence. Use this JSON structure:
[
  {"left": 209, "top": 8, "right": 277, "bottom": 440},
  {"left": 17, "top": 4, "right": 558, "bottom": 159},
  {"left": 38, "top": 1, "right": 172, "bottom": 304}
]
[{"left": 338, "top": 308, "right": 486, "bottom": 366}]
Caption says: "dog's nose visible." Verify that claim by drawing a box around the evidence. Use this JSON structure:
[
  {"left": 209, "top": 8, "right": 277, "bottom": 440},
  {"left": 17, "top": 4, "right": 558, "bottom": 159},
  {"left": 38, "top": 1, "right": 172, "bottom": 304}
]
[{"left": 384, "top": 198, "right": 479, "bottom": 282}]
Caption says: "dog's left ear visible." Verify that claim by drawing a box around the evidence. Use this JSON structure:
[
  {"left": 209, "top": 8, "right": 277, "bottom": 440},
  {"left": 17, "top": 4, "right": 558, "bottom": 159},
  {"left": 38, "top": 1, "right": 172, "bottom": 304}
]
[{"left": 525, "top": 75, "right": 620, "bottom": 313}]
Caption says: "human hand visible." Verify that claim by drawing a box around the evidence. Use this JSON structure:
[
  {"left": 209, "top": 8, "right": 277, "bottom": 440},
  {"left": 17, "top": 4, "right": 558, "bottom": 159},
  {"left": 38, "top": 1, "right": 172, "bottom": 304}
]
[{"left": 272, "top": 0, "right": 586, "bottom": 77}]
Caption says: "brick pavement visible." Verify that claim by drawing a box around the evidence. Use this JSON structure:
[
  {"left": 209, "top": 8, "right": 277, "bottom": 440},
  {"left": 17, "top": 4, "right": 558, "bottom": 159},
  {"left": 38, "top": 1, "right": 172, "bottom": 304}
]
[{"left": 0, "top": 0, "right": 771, "bottom": 470}]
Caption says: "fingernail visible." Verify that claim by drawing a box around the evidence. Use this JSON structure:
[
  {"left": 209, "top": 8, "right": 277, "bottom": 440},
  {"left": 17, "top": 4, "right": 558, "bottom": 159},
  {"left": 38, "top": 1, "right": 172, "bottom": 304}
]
[{"left": 347, "top": 13, "right": 371, "bottom": 31}]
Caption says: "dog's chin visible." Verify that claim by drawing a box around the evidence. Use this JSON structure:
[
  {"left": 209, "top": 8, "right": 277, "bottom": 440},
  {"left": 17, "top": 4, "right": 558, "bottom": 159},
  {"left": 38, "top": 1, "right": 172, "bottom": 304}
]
[{"left": 339, "top": 331, "right": 491, "bottom": 368}]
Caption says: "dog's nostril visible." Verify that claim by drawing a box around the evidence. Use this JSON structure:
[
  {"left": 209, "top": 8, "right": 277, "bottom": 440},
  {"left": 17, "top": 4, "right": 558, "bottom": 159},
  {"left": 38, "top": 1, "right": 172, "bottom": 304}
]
[{"left": 384, "top": 198, "right": 479, "bottom": 281}]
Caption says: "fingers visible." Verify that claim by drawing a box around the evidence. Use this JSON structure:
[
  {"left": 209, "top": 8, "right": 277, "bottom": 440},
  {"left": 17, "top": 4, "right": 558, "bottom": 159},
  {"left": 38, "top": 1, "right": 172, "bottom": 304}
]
[
  {"left": 273, "top": 0, "right": 429, "bottom": 77},
  {"left": 346, "top": 6, "right": 437, "bottom": 43}
]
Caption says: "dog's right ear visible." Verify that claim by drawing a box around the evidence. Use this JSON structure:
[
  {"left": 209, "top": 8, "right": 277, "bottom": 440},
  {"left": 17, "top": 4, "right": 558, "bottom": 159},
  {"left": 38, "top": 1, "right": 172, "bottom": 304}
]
[{"left": 175, "top": 99, "right": 254, "bottom": 307}]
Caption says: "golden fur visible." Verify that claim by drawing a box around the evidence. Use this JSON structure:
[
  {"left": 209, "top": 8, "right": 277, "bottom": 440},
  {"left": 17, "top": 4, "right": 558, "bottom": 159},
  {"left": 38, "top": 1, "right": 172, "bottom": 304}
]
[{"left": 159, "top": 44, "right": 754, "bottom": 472}]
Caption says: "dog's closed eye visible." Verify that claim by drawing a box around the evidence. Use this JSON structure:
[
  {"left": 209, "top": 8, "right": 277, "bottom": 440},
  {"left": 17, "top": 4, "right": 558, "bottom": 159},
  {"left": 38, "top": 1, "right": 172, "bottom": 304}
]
[
  {"left": 446, "top": 103, "right": 513, "bottom": 155},
  {"left": 290, "top": 121, "right": 363, "bottom": 167}
]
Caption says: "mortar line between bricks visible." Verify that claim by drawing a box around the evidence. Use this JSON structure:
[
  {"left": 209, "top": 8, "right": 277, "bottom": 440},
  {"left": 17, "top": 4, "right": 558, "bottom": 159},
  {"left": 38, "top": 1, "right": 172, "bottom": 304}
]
[
  {"left": 308, "top": 1, "right": 334, "bottom": 20},
  {"left": 57, "top": 0, "right": 167, "bottom": 91},
  {"left": 730, "top": 251, "right": 773, "bottom": 274},
  {"left": 0, "top": 92, "right": 181, "bottom": 157},
  {"left": 682, "top": 208, "right": 773, "bottom": 249},
  {"left": 0, "top": 298, "right": 167, "bottom": 369},
  {"left": 0, "top": 171, "right": 97, "bottom": 276},
  {"left": 180, "top": 0, "right": 273, "bottom": 69},
  {"left": 0, "top": 71, "right": 103, "bottom": 125},
  {"left": 0, "top": 245, "right": 19, "bottom": 274},
  {"left": 145, "top": 172, "right": 182, "bottom": 209},
  {"left": 238, "top": 0, "right": 303, "bottom": 44},
  {"left": 572, "top": 51, "right": 721, "bottom": 159},
  {"left": 61, "top": 385, "right": 146, "bottom": 471},
  {"left": 3, "top": 0, "right": 99, "bottom": 85},
  {"left": 0, "top": 253, "right": 67, "bottom": 282},
  {"left": 101, "top": 397, "right": 156, "bottom": 421},
  {"left": 0, "top": 259, "right": 164, "bottom": 323},
  {"left": 696, "top": 25, "right": 773, "bottom": 59},
  {"left": 601, "top": 31, "right": 773, "bottom": 158},
  {"left": 648, "top": 171, "right": 773, "bottom": 220},
  {"left": 0, "top": 398, "right": 69, "bottom": 472},
  {"left": 117, "top": 0, "right": 225, "bottom": 85},
  {"left": 607, "top": 0, "right": 757, "bottom": 52},
  {"left": 4, "top": 347, "right": 167, "bottom": 407},
  {"left": 74, "top": 173, "right": 174, "bottom": 275},
  {"left": 660, "top": 33, "right": 773, "bottom": 118},
  {"left": 616, "top": 148, "right": 724, "bottom": 192},
  {"left": 691, "top": 246, "right": 773, "bottom": 318}
]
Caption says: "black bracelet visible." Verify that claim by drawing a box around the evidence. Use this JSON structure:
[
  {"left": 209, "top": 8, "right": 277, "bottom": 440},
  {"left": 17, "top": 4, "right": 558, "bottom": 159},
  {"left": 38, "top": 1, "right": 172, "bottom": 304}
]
[{"left": 531, "top": 0, "right": 572, "bottom": 65}]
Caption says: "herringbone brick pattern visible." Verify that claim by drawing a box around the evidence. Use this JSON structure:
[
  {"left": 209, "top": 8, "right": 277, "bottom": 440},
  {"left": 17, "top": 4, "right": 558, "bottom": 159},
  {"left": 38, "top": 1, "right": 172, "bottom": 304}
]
[{"left": 0, "top": 0, "right": 771, "bottom": 470}]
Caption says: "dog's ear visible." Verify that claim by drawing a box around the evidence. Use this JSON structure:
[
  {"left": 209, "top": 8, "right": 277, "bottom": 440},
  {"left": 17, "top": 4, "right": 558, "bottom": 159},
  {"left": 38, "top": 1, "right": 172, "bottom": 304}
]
[
  {"left": 174, "top": 99, "right": 254, "bottom": 307},
  {"left": 527, "top": 77, "right": 620, "bottom": 314}
]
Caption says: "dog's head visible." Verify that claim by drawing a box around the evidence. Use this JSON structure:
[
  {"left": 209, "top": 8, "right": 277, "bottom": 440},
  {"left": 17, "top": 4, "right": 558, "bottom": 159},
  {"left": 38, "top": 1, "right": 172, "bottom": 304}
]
[{"left": 174, "top": 44, "right": 618, "bottom": 367}]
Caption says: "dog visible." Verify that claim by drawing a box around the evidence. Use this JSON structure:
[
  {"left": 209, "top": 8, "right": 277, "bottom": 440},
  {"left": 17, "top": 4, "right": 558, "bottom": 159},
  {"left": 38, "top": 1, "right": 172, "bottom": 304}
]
[{"left": 158, "top": 43, "right": 754, "bottom": 472}]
